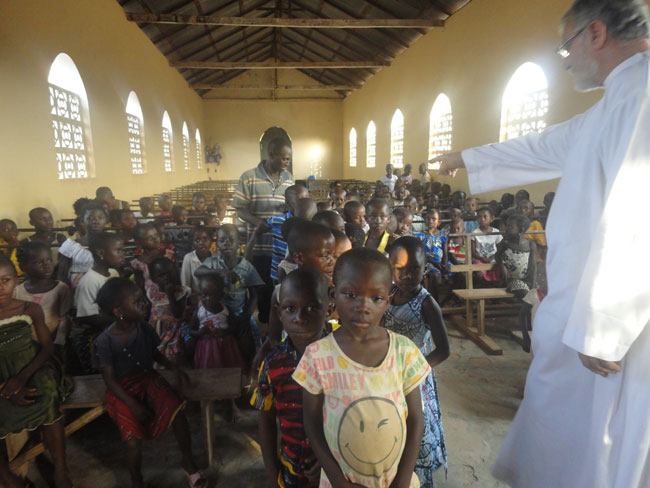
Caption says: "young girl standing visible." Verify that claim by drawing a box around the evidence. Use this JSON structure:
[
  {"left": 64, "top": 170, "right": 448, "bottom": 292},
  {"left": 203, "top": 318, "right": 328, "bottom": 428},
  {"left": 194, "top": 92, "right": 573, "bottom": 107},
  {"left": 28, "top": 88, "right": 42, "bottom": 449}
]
[
  {"left": 131, "top": 223, "right": 175, "bottom": 289},
  {"left": 0, "top": 258, "right": 73, "bottom": 488},
  {"left": 94, "top": 277, "right": 207, "bottom": 488},
  {"left": 386, "top": 237, "right": 450, "bottom": 488},
  {"left": 295, "top": 248, "right": 430, "bottom": 487},
  {"left": 14, "top": 242, "right": 71, "bottom": 347}
]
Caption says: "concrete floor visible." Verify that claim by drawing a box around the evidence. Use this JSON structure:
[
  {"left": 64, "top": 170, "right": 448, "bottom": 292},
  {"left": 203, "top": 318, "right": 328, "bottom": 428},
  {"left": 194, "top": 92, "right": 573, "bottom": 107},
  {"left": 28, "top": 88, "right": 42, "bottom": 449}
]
[{"left": 26, "top": 317, "right": 530, "bottom": 488}]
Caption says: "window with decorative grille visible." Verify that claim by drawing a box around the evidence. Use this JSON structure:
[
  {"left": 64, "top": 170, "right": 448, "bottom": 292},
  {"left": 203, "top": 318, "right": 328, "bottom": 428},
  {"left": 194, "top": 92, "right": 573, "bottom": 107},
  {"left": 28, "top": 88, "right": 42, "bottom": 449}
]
[
  {"left": 428, "top": 94, "right": 452, "bottom": 170},
  {"left": 182, "top": 123, "right": 190, "bottom": 170},
  {"left": 127, "top": 114, "right": 144, "bottom": 174},
  {"left": 49, "top": 85, "right": 89, "bottom": 180},
  {"left": 500, "top": 62, "right": 549, "bottom": 142},
  {"left": 162, "top": 111, "right": 173, "bottom": 172},
  {"left": 390, "top": 110, "right": 404, "bottom": 168},
  {"left": 366, "top": 121, "right": 376, "bottom": 168},
  {"left": 349, "top": 128, "right": 357, "bottom": 167},
  {"left": 195, "top": 129, "right": 202, "bottom": 169}
]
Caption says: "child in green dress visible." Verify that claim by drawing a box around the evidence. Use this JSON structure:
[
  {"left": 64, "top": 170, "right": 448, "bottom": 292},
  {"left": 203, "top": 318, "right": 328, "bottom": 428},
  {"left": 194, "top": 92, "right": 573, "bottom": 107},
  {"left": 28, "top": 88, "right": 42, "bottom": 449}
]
[{"left": 0, "top": 257, "right": 73, "bottom": 488}]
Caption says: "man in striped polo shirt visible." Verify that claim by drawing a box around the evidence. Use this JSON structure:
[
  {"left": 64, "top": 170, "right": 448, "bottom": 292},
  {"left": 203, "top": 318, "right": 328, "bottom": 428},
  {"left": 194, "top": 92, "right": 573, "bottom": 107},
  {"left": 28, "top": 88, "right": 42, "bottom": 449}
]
[{"left": 232, "top": 137, "right": 294, "bottom": 325}]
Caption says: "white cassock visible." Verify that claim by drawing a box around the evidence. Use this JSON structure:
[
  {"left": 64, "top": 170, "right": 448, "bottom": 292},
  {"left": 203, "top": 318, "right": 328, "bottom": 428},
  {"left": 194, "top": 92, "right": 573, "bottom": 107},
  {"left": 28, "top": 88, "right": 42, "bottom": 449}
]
[{"left": 461, "top": 50, "right": 650, "bottom": 488}]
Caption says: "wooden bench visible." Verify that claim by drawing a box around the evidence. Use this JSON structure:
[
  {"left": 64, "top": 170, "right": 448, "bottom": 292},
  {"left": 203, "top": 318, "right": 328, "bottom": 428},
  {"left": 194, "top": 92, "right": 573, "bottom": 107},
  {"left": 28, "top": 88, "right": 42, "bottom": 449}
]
[
  {"left": 447, "top": 233, "right": 516, "bottom": 355},
  {"left": 8, "top": 368, "right": 241, "bottom": 471}
]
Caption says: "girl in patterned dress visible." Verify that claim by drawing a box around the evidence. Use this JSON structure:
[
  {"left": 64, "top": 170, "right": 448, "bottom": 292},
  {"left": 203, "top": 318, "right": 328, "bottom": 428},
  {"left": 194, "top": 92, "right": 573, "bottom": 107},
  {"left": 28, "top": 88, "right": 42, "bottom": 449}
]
[
  {"left": 496, "top": 214, "right": 537, "bottom": 299},
  {"left": 385, "top": 236, "right": 450, "bottom": 488}
]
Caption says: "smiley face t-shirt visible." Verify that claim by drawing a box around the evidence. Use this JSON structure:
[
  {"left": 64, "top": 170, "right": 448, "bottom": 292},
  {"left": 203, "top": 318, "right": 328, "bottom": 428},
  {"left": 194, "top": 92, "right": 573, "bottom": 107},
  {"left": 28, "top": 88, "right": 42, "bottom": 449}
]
[{"left": 293, "top": 330, "right": 430, "bottom": 487}]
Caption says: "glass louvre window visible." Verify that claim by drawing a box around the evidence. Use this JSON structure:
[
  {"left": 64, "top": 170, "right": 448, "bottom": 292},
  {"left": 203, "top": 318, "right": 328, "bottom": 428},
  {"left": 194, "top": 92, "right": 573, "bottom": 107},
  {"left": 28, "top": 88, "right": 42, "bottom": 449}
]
[
  {"left": 390, "top": 109, "right": 404, "bottom": 168},
  {"left": 366, "top": 121, "right": 376, "bottom": 168},
  {"left": 349, "top": 128, "right": 357, "bottom": 167},
  {"left": 428, "top": 94, "right": 452, "bottom": 169},
  {"left": 500, "top": 62, "right": 549, "bottom": 142}
]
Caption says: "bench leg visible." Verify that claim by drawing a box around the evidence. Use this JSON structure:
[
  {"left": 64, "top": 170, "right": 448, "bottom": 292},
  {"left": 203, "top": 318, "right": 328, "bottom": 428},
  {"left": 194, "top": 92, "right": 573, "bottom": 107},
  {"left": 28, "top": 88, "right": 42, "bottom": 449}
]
[
  {"left": 200, "top": 400, "right": 215, "bottom": 466},
  {"left": 477, "top": 299, "right": 486, "bottom": 336}
]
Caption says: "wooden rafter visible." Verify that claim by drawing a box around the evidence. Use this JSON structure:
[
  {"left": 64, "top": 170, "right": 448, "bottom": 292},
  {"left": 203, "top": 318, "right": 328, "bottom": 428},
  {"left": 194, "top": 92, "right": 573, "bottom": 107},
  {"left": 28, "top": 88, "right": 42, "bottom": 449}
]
[
  {"left": 191, "top": 83, "right": 360, "bottom": 90},
  {"left": 125, "top": 13, "right": 445, "bottom": 28},
  {"left": 171, "top": 60, "right": 390, "bottom": 69},
  {"left": 280, "top": 42, "right": 366, "bottom": 85}
]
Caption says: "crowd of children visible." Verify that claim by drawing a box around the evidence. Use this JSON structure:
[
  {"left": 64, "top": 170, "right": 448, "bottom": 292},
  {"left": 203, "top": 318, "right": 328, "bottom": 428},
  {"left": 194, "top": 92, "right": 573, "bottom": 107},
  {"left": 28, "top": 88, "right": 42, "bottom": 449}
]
[{"left": 0, "top": 171, "right": 552, "bottom": 487}]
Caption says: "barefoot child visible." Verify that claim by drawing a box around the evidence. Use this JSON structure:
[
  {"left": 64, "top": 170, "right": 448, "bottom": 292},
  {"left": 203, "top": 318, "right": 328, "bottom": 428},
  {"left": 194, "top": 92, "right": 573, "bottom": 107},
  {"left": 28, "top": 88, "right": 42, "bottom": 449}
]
[
  {"left": 0, "top": 258, "right": 73, "bottom": 488},
  {"left": 252, "top": 268, "right": 330, "bottom": 488},
  {"left": 14, "top": 242, "right": 72, "bottom": 347},
  {"left": 386, "top": 237, "right": 450, "bottom": 487},
  {"left": 94, "top": 278, "right": 207, "bottom": 488},
  {"left": 295, "top": 248, "right": 430, "bottom": 487}
]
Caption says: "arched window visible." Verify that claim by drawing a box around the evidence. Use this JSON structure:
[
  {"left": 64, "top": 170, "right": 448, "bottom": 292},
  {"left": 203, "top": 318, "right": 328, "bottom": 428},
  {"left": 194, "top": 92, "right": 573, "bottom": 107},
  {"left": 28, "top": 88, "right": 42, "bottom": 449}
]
[
  {"left": 366, "top": 121, "right": 376, "bottom": 168},
  {"left": 182, "top": 122, "right": 190, "bottom": 170},
  {"left": 195, "top": 128, "right": 202, "bottom": 169},
  {"left": 126, "top": 91, "right": 145, "bottom": 175},
  {"left": 349, "top": 128, "right": 357, "bottom": 167},
  {"left": 390, "top": 109, "right": 404, "bottom": 168},
  {"left": 500, "top": 62, "right": 549, "bottom": 142},
  {"left": 48, "top": 53, "right": 94, "bottom": 179},
  {"left": 428, "top": 94, "right": 452, "bottom": 169},
  {"left": 161, "top": 111, "right": 173, "bottom": 172}
]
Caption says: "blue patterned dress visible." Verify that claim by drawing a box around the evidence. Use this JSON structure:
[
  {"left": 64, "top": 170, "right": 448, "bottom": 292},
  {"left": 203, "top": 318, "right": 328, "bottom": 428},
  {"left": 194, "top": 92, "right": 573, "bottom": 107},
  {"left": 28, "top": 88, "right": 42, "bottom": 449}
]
[{"left": 384, "top": 286, "right": 447, "bottom": 488}]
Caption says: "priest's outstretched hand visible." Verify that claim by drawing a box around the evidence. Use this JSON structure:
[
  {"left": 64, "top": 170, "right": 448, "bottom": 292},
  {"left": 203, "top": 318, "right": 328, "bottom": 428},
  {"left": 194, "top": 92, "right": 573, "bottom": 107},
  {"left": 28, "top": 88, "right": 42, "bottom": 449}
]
[
  {"left": 430, "top": 151, "right": 465, "bottom": 177},
  {"left": 578, "top": 352, "right": 622, "bottom": 377}
]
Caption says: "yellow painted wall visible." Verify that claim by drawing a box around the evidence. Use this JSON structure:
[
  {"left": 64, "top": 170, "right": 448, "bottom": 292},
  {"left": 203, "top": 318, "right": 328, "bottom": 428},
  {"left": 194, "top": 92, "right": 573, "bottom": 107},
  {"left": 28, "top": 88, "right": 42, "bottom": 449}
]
[
  {"left": 342, "top": 0, "right": 605, "bottom": 204},
  {"left": 203, "top": 74, "right": 343, "bottom": 181},
  {"left": 0, "top": 0, "right": 207, "bottom": 227}
]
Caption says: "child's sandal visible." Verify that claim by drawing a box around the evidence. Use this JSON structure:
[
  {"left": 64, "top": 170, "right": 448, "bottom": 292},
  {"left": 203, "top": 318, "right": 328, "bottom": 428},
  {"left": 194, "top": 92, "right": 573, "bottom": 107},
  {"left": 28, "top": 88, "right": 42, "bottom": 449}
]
[{"left": 184, "top": 470, "right": 208, "bottom": 488}]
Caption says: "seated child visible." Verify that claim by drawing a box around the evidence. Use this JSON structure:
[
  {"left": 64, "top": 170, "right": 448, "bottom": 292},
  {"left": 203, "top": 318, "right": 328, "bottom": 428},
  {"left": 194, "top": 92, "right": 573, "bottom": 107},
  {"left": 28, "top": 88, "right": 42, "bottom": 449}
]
[
  {"left": 294, "top": 248, "right": 430, "bottom": 488},
  {"left": 58, "top": 202, "right": 108, "bottom": 290},
  {"left": 252, "top": 268, "right": 331, "bottom": 488},
  {"left": 165, "top": 206, "right": 192, "bottom": 263},
  {"left": 155, "top": 195, "right": 175, "bottom": 225},
  {"left": 330, "top": 188, "right": 346, "bottom": 212},
  {"left": 393, "top": 184, "right": 408, "bottom": 207},
  {"left": 23, "top": 207, "right": 66, "bottom": 247},
  {"left": 471, "top": 207, "right": 502, "bottom": 283},
  {"left": 115, "top": 209, "right": 138, "bottom": 262},
  {"left": 190, "top": 274, "right": 244, "bottom": 420},
  {"left": 181, "top": 226, "right": 214, "bottom": 294},
  {"left": 268, "top": 184, "right": 310, "bottom": 282},
  {"left": 447, "top": 217, "right": 467, "bottom": 265},
  {"left": 426, "top": 193, "right": 440, "bottom": 212},
  {"left": 211, "top": 195, "right": 230, "bottom": 225},
  {"left": 147, "top": 258, "right": 192, "bottom": 363},
  {"left": 0, "top": 257, "right": 73, "bottom": 488},
  {"left": 15, "top": 241, "right": 72, "bottom": 346},
  {"left": 344, "top": 222, "right": 366, "bottom": 249},
  {"left": 539, "top": 192, "right": 555, "bottom": 228},
  {"left": 195, "top": 224, "right": 265, "bottom": 364},
  {"left": 312, "top": 210, "right": 345, "bottom": 232},
  {"left": 275, "top": 217, "right": 306, "bottom": 281},
  {"left": 405, "top": 196, "right": 425, "bottom": 234},
  {"left": 332, "top": 229, "right": 352, "bottom": 261},
  {"left": 343, "top": 200, "right": 368, "bottom": 235},
  {"left": 187, "top": 192, "right": 215, "bottom": 226},
  {"left": 462, "top": 197, "right": 479, "bottom": 233},
  {"left": 386, "top": 237, "right": 450, "bottom": 487},
  {"left": 0, "top": 219, "right": 22, "bottom": 277},
  {"left": 72, "top": 232, "right": 124, "bottom": 374},
  {"left": 364, "top": 198, "right": 391, "bottom": 253},
  {"left": 131, "top": 223, "right": 176, "bottom": 289},
  {"left": 518, "top": 199, "right": 547, "bottom": 262},
  {"left": 496, "top": 214, "right": 537, "bottom": 298},
  {"left": 94, "top": 277, "right": 206, "bottom": 488},
  {"left": 134, "top": 196, "right": 156, "bottom": 223},
  {"left": 416, "top": 209, "right": 449, "bottom": 301},
  {"left": 316, "top": 201, "right": 332, "bottom": 212},
  {"left": 391, "top": 207, "right": 413, "bottom": 243}
]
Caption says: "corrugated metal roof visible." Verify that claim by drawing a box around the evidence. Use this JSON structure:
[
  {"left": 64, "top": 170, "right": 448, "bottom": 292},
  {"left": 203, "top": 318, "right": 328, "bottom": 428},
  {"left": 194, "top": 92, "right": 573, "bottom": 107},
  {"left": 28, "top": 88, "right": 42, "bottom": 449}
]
[{"left": 118, "top": 0, "right": 472, "bottom": 98}]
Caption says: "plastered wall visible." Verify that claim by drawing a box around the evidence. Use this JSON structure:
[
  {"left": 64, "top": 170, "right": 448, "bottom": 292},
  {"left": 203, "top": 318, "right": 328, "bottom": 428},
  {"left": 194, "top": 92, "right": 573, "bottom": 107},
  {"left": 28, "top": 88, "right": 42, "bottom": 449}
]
[
  {"left": 0, "top": 0, "right": 207, "bottom": 226},
  {"left": 342, "top": 0, "right": 607, "bottom": 204}
]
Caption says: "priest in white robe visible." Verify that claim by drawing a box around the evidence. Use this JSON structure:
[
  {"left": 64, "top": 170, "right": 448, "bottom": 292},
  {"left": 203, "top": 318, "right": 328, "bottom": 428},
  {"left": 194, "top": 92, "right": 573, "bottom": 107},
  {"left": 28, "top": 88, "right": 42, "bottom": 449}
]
[{"left": 432, "top": 1, "right": 650, "bottom": 486}]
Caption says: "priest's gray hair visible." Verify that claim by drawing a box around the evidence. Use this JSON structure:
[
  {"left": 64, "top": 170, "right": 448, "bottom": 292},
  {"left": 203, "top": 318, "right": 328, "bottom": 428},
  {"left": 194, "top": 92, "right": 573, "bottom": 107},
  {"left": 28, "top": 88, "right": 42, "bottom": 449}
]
[{"left": 562, "top": 0, "right": 650, "bottom": 42}]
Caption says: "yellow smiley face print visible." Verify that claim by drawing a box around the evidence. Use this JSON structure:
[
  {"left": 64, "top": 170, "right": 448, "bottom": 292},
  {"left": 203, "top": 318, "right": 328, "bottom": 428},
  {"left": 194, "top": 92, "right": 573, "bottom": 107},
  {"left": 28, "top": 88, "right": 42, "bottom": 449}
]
[{"left": 337, "top": 397, "right": 404, "bottom": 477}]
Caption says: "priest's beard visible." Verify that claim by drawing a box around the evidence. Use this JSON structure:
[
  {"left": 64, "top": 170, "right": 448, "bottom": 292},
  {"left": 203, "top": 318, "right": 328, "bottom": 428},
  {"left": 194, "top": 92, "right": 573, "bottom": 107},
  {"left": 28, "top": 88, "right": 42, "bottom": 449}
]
[{"left": 572, "top": 55, "right": 602, "bottom": 92}]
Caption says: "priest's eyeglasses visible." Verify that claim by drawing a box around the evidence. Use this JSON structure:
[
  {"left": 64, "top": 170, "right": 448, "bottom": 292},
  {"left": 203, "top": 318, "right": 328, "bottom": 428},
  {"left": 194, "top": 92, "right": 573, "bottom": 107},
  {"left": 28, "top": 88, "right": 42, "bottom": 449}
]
[{"left": 556, "top": 24, "right": 588, "bottom": 58}]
